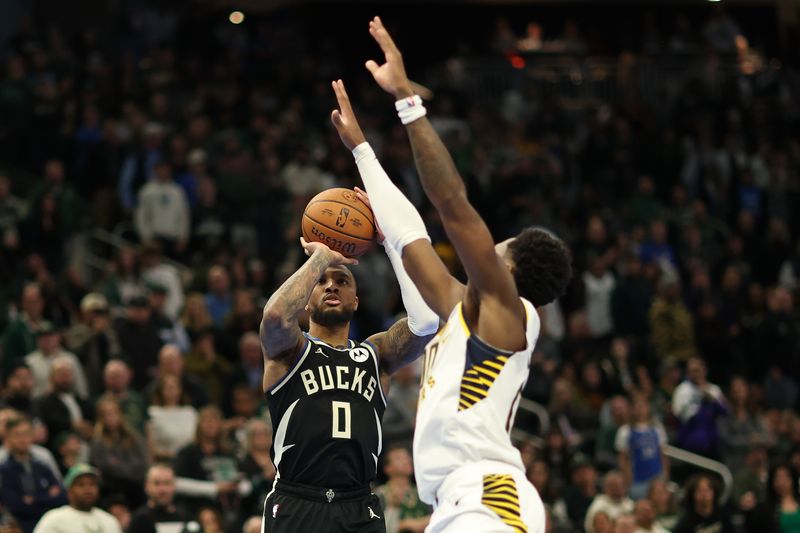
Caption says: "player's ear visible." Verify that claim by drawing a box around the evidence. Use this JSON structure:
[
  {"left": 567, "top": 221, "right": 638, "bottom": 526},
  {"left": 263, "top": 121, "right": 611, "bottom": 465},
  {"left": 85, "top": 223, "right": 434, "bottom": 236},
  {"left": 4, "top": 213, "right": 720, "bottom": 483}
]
[{"left": 353, "top": 296, "right": 359, "bottom": 311}]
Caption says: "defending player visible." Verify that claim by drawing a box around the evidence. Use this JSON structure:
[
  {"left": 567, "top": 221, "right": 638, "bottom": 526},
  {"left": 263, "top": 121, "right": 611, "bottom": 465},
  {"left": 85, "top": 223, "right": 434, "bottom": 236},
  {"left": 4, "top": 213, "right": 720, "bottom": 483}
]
[
  {"left": 328, "top": 17, "right": 572, "bottom": 533},
  {"left": 260, "top": 232, "right": 438, "bottom": 532}
]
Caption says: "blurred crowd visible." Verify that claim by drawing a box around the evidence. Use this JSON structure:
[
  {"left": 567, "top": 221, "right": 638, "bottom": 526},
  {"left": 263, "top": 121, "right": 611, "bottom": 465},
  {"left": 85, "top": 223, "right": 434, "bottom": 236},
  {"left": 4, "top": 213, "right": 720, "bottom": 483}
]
[{"left": 0, "top": 3, "right": 799, "bottom": 533}]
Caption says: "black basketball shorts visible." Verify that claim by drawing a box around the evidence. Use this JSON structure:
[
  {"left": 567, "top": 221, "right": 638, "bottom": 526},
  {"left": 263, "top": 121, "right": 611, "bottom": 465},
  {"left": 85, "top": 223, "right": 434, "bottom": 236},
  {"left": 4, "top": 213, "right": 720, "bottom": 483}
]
[{"left": 262, "top": 479, "right": 386, "bottom": 533}]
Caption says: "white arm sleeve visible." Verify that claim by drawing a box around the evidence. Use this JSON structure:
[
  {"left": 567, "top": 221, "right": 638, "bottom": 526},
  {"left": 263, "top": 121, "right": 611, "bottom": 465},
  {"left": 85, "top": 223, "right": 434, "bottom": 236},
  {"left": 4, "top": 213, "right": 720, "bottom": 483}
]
[
  {"left": 352, "top": 142, "right": 429, "bottom": 252},
  {"left": 384, "top": 242, "right": 439, "bottom": 336},
  {"left": 175, "top": 477, "right": 219, "bottom": 498}
]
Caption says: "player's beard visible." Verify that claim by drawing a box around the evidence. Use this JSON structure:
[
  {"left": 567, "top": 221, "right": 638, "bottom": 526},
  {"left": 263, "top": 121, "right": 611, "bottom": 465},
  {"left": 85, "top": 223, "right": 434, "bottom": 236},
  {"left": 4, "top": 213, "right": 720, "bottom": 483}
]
[{"left": 310, "top": 306, "right": 354, "bottom": 327}]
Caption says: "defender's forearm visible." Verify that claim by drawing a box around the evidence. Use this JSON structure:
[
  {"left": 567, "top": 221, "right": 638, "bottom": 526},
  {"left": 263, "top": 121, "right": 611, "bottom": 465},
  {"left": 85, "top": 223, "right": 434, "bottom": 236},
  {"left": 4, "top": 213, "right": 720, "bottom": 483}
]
[{"left": 404, "top": 117, "right": 467, "bottom": 210}]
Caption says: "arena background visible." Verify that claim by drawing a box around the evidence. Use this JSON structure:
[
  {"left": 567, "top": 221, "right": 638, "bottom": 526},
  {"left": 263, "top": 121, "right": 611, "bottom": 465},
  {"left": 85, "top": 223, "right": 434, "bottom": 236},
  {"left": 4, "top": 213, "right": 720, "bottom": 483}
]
[{"left": 0, "top": 0, "right": 799, "bottom": 532}]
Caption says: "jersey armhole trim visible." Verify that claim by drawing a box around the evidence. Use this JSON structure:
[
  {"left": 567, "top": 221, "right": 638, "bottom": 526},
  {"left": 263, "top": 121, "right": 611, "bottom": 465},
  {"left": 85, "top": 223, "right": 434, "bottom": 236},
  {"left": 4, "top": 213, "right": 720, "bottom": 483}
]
[
  {"left": 268, "top": 340, "right": 312, "bottom": 395},
  {"left": 456, "top": 302, "right": 471, "bottom": 336},
  {"left": 361, "top": 341, "right": 388, "bottom": 407}
]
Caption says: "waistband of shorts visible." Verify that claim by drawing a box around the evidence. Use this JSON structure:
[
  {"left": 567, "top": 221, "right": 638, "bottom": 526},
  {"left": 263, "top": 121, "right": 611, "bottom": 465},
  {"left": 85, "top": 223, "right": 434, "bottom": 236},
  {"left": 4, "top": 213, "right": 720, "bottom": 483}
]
[
  {"left": 275, "top": 479, "right": 372, "bottom": 503},
  {"left": 435, "top": 460, "right": 524, "bottom": 506}
]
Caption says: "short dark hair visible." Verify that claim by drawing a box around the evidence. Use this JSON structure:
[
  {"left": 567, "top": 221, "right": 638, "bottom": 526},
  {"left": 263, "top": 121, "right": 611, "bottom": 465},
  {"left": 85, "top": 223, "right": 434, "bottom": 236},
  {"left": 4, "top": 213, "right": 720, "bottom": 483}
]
[
  {"left": 5, "top": 416, "right": 32, "bottom": 433},
  {"left": 509, "top": 228, "right": 572, "bottom": 307}
]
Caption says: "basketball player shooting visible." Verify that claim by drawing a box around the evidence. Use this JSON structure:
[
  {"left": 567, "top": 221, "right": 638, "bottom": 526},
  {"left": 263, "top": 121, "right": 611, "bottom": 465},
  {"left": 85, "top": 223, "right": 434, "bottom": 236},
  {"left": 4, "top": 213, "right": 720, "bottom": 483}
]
[
  {"left": 259, "top": 216, "right": 438, "bottom": 529},
  {"left": 328, "top": 17, "right": 572, "bottom": 533}
]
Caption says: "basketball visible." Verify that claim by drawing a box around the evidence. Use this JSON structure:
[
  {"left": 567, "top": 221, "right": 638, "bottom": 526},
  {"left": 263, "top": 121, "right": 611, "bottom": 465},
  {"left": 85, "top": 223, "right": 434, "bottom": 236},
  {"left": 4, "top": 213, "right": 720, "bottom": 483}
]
[{"left": 302, "top": 188, "right": 376, "bottom": 257}]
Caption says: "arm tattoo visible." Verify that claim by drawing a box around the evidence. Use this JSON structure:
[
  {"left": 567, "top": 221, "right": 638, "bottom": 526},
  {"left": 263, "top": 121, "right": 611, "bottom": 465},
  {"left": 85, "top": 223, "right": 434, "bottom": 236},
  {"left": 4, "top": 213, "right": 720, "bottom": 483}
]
[
  {"left": 261, "top": 251, "right": 331, "bottom": 358},
  {"left": 370, "top": 318, "right": 435, "bottom": 375}
]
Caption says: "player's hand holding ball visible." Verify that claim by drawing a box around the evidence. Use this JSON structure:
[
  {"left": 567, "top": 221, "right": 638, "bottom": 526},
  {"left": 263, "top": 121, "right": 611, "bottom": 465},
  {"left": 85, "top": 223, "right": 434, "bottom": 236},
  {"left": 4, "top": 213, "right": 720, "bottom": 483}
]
[{"left": 300, "top": 237, "right": 359, "bottom": 266}]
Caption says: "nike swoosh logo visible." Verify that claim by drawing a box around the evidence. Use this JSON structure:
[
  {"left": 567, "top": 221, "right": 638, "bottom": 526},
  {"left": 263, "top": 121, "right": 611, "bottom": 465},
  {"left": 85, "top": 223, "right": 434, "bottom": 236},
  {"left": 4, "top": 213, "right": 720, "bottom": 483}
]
[{"left": 315, "top": 347, "right": 328, "bottom": 358}]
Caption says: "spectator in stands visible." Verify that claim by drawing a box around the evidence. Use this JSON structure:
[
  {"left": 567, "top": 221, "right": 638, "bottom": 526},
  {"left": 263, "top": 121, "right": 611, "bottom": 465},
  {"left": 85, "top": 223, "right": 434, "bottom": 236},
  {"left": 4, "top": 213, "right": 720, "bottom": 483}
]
[
  {"left": 563, "top": 455, "right": 598, "bottom": 529},
  {"left": 382, "top": 364, "right": 419, "bottom": 450},
  {"left": 595, "top": 395, "right": 630, "bottom": 470},
  {"left": 375, "top": 446, "right": 431, "bottom": 533},
  {"left": 100, "top": 246, "right": 143, "bottom": 309},
  {"left": 634, "top": 498, "right": 669, "bottom": 533},
  {"left": 0, "top": 174, "right": 24, "bottom": 258},
  {"left": 173, "top": 406, "right": 239, "bottom": 515},
  {"left": 548, "top": 378, "right": 597, "bottom": 452},
  {"left": 114, "top": 295, "right": 163, "bottom": 390},
  {"left": 745, "top": 463, "right": 800, "bottom": 531},
  {"left": 147, "top": 282, "right": 190, "bottom": 352},
  {"left": 139, "top": 242, "right": 185, "bottom": 323},
  {"left": 204, "top": 265, "right": 232, "bottom": 327},
  {"left": 718, "top": 376, "right": 775, "bottom": 472},
  {"left": 0, "top": 416, "right": 66, "bottom": 532},
  {"left": 89, "top": 397, "right": 148, "bottom": 507},
  {"left": 25, "top": 322, "right": 88, "bottom": 400},
  {"left": 3, "top": 284, "right": 47, "bottom": 376},
  {"left": 52, "top": 431, "right": 88, "bottom": 477},
  {"left": 185, "top": 328, "right": 232, "bottom": 406},
  {"left": 584, "top": 470, "right": 634, "bottom": 531},
  {"left": 27, "top": 159, "right": 79, "bottom": 240},
  {"left": 146, "top": 374, "right": 197, "bottom": 461},
  {"left": 223, "top": 332, "right": 264, "bottom": 415},
  {"left": 146, "top": 344, "right": 207, "bottom": 408},
  {"left": 649, "top": 276, "right": 695, "bottom": 363},
  {"left": 588, "top": 511, "right": 613, "bottom": 533},
  {"left": 129, "top": 463, "right": 193, "bottom": 533},
  {"left": 732, "top": 445, "right": 770, "bottom": 514},
  {"left": 180, "top": 292, "right": 215, "bottom": 342},
  {"left": 101, "top": 360, "right": 147, "bottom": 433},
  {"left": 238, "top": 419, "right": 275, "bottom": 517},
  {"left": 0, "top": 408, "right": 61, "bottom": 482},
  {"left": 32, "top": 464, "right": 122, "bottom": 533},
  {"left": 65, "top": 293, "right": 121, "bottom": 398},
  {"left": 1, "top": 362, "right": 36, "bottom": 417},
  {"left": 671, "top": 357, "right": 727, "bottom": 458},
  {"left": 197, "top": 507, "right": 225, "bottom": 533},
  {"left": 583, "top": 253, "right": 616, "bottom": 340},
  {"left": 611, "top": 255, "right": 653, "bottom": 342},
  {"left": 36, "top": 357, "right": 94, "bottom": 450},
  {"left": 134, "top": 161, "right": 190, "bottom": 259},
  {"left": 616, "top": 395, "right": 669, "bottom": 500},
  {"left": 673, "top": 474, "right": 733, "bottom": 533},
  {"left": 226, "top": 386, "right": 260, "bottom": 451},
  {"left": 103, "top": 496, "right": 132, "bottom": 532},
  {"left": 647, "top": 480, "right": 678, "bottom": 531},
  {"left": 219, "top": 289, "right": 261, "bottom": 359}
]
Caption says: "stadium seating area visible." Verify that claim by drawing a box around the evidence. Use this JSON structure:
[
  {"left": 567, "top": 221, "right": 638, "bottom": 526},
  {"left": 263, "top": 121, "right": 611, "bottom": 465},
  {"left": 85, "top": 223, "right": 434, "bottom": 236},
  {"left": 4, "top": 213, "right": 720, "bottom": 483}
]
[{"left": 0, "top": 3, "right": 799, "bottom": 532}]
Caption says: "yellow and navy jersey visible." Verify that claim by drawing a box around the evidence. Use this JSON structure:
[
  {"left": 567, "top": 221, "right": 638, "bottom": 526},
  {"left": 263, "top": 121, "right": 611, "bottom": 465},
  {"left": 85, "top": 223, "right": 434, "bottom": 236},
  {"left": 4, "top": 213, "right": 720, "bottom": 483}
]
[{"left": 412, "top": 298, "right": 540, "bottom": 504}]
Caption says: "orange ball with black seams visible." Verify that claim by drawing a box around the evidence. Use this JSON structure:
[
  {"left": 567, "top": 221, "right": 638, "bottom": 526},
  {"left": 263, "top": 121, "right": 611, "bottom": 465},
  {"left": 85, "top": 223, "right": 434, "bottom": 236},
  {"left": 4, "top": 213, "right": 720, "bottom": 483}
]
[{"left": 302, "top": 188, "right": 376, "bottom": 257}]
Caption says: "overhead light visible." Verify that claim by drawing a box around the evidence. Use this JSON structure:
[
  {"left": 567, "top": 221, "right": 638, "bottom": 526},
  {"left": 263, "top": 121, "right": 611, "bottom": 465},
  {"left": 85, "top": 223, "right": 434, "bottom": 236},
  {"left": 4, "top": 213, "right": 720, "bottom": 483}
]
[{"left": 229, "top": 11, "right": 245, "bottom": 24}]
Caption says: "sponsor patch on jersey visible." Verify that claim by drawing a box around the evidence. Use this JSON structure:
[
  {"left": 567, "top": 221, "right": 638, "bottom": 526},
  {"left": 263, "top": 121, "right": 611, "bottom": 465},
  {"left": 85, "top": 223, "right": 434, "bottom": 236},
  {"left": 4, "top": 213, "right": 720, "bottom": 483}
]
[
  {"left": 349, "top": 347, "right": 370, "bottom": 363},
  {"left": 272, "top": 503, "right": 280, "bottom": 518}
]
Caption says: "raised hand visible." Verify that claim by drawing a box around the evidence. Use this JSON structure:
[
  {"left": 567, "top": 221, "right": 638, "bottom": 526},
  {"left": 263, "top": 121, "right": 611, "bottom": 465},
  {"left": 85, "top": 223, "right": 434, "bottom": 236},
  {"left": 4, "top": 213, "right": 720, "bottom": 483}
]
[
  {"left": 300, "top": 237, "right": 359, "bottom": 266},
  {"left": 365, "top": 16, "right": 414, "bottom": 99},
  {"left": 330, "top": 79, "right": 367, "bottom": 151}
]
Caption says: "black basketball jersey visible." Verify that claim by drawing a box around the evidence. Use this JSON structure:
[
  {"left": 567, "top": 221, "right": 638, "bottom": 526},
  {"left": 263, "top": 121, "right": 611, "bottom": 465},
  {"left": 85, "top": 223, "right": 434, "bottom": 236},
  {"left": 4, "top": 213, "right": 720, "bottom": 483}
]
[{"left": 265, "top": 333, "right": 386, "bottom": 488}]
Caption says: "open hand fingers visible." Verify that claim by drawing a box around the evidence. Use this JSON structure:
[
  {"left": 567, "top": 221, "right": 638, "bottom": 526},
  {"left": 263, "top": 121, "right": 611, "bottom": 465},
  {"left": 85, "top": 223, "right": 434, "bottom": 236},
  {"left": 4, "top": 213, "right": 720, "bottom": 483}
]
[{"left": 369, "top": 16, "right": 399, "bottom": 57}]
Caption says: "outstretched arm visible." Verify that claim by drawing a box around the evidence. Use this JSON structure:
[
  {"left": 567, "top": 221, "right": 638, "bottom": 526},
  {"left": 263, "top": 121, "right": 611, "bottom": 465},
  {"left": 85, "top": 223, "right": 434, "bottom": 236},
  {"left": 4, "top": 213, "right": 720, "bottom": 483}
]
[
  {"left": 365, "top": 17, "right": 525, "bottom": 351},
  {"left": 330, "top": 79, "right": 465, "bottom": 320},
  {"left": 260, "top": 239, "right": 356, "bottom": 360}
]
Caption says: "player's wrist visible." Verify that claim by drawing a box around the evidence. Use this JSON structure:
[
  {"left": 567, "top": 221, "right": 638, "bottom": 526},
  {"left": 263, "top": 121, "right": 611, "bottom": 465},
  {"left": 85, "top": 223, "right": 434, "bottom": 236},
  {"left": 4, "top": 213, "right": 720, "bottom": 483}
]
[
  {"left": 395, "top": 95, "right": 426, "bottom": 125},
  {"left": 393, "top": 83, "right": 415, "bottom": 99}
]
